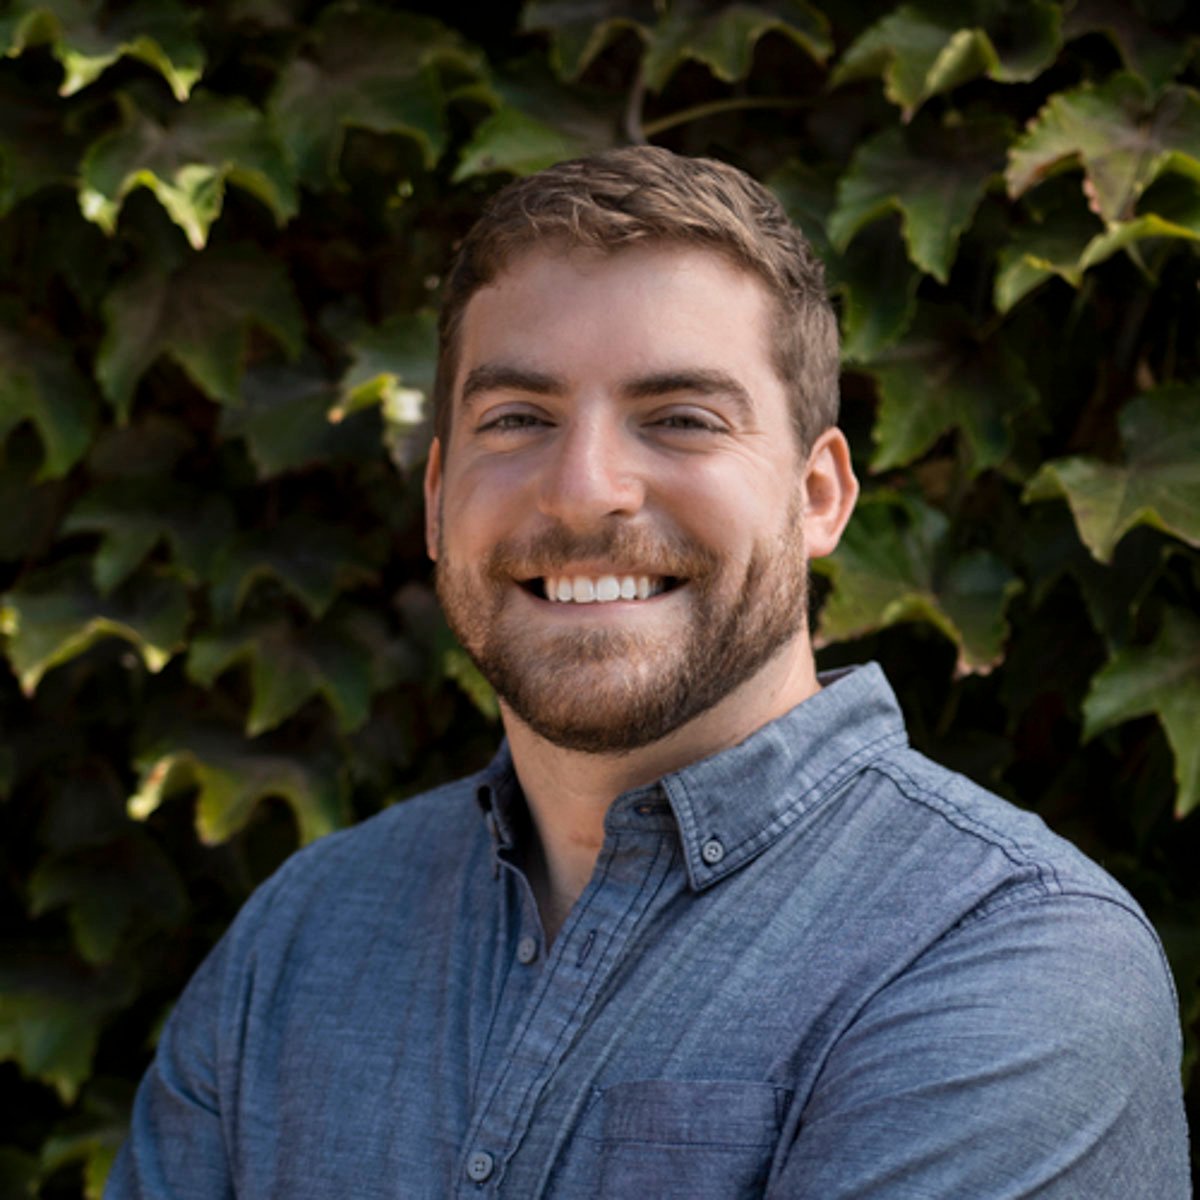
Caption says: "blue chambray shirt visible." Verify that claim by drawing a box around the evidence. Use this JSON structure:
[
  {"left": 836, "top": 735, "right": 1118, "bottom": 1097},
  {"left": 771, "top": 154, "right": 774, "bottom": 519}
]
[{"left": 108, "top": 664, "right": 1191, "bottom": 1198}]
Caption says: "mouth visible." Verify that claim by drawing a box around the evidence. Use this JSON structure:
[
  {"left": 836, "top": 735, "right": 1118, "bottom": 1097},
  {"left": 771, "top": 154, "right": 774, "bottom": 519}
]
[{"left": 520, "top": 574, "right": 683, "bottom": 604}]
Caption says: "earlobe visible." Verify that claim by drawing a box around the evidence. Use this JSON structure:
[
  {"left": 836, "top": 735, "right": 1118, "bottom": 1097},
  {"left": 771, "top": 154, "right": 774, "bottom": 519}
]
[
  {"left": 802, "top": 428, "right": 858, "bottom": 560},
  {"left": 424, "top": 437, "right": 443, "bottom": 561}
]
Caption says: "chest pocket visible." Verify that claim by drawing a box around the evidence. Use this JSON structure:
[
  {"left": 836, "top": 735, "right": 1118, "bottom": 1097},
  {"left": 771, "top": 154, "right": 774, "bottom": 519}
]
[{"left": 587, "top": 1079, "right": 790, "bottom": 1199}]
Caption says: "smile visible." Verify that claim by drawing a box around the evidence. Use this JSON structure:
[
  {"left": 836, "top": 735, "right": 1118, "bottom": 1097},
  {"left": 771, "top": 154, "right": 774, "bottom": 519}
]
[{"left": 530, "top": 574, "right": 678, "bottom": 603}]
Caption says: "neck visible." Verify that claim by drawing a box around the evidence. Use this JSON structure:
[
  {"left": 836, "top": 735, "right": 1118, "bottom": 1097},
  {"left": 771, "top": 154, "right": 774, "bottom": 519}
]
[{"left": 503, "top": 634, "right": 820, "bottom": 942}]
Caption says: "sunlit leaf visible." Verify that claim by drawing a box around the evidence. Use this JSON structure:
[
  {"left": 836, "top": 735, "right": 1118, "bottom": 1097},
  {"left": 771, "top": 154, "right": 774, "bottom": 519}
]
[
  {"left": 0, "top": 956, "right": 136, "bottom": 1102},
  {"left": 1083, "top": 605, "right": 1200, "bottom": 817},
  {"left": 269, "top": 3, "right": 481, "bottom": 185},
  {"left": 334, "top": 312, "right": 436, "bottom": 471},
  {"left": 0, "top": 0, "right": 204, "bottom": 100},
  {"left": 0, "top": 560, "right": 188, "bottom": 694},
  {"left": 814, "top": 490, "right": 1022, "bottom": 673},
  {"left": 130, "top": 726, "right": 348, "bottom": 844},
  {"left": 829, "top": 112, "right": 1011, "bottom": 282},
  {"left": 641, "top": 0, "right": 831, "bottom": 92},
  {"left": 29, "top": 834, "right": 188, "bottom": 964},
  {"left": 1024, "top": 384, "right": 1200, "bottom": 562},
  {"left": 0, "top": 322, "right": 97, "bottom": 478},
  {"left": 188, "top": 614, "right": 375, "bottom": 735},
  {"left": 443, "top": 646, "right": 499, "bottom": 720},
  {"left": 96, "top": 243, "right": 302, "bottom": 420},
  {"left": 1006, "top": 74, "right": 1200, "bottom": 224},
  {"left": 62, "top": 479, "right": 236, "bottom": 592},
  {"left": 860, "top": 306, "right": 1036, "bottom": 472},
  {"left": 1063, "top": 0, "right": 1189, "bottom": 95},
  {"left": 1078, "top": 209, "right": 1200, "bottom": 272},
  {"left": 833, "top": 1, "right": 1061, "bottom": 120},
  {"left": 79, "top": 92, "right": 297, "bottom": 250},
  {"left": 208, "top": 518, "right": 381, "bottom": 622}
]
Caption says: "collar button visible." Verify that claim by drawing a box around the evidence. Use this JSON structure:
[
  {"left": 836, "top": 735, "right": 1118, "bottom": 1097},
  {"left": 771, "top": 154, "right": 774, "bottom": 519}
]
[{"left": 701, "top": 837, "right": 725, "bottom": 866}]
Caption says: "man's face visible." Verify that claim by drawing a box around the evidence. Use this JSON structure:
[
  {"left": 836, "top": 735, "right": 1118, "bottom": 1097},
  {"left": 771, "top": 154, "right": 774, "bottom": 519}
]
[{"left": 425, "top": 243, "right": 814, "bottom": 754}]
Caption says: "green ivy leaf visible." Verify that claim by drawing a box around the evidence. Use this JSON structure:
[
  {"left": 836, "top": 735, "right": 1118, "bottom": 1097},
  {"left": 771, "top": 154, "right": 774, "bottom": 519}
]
[
  {"left": 770, "top": 161, "right": 918, "bottom": 362},
  {"left": 0, "top": 322, "right": 97, "bottom": 478},
  {"left": 0, "top": 560, "right": 188, "bottom": 694},
  {"left": 1078, "top": 200, "right": 1200, "bottom": 272},
  {"left": 832, "top": 1, "right": 1061, "bottom": 120},
  {"left": 0, "top": 77, "right": 82, "bottom": 213},
  {"left": 187, "top": 614, "right": 375, "bottom": 735},
  {"left": 28, "top": 834, "right": 188, "bottom": 964},
  {"left": 61, "top": 478, "right": 236, "bottom": 592},
  {"left": 828, "top": 112, "right": 1011, "bottom": 283},
  {"left": 1024, "top": 384, "right": 1200, "bottom": 563},
  {"left": 1006, "top": 74, "right": 1200, "bottom": 225},
  {"left": 96, "top": 243, "right": 302, "bottom": 420},
  {"left": 0, "top": 1147, "right": 38, "bottom": 1198},
  {"left": 641, "top": 0, "right": 832, "bottom": 92},
  {"left": 130, "top": 726, "right": 348, "bottom": 844},
  {"left": 520, "top": 0, "right": 653, "bottom": 82},
  {"left": 39, "top": 1082, "right": 130, "bottom": 1200},
  {"left": 333, "top": 312, "right": 435, "bottom": 471},
  {"left": 453, "top": 106, "right": 596, "bottom": 181},
  {"left": 814, "top": 490, "right": 1022, "bottom": 673},
  {"left": 269, "top": 3, "right": 481, "bottom": 186},
  {"left": 1063, "top": 0, "right": 1189, "bottom": 95},
  {"left": 1083, "top": 605, "right": 1200, "bottom": 817},
  {"left": 79, "top": 92, "right": 297, "bottom": 250},
  {"left": 222, "top": 359, "right": 379, "bottom": 478},
  {"left": 209, "top": 518, "right": 381, "bottom": 623},
  {"left": 860, "top": 306, "right": 1036, "bottom": 473},
  {"left": 442, "top": 646, "right": 500, "bottom": 720},
  {"left": 0, "top": 0, "right": 204, "bottom": 100},
  {"left": 995, "top": 200, "right": 1101, "bottom": 311},
  {"left": 0, "top": 956, "right": 136, "bottom": 1103}
]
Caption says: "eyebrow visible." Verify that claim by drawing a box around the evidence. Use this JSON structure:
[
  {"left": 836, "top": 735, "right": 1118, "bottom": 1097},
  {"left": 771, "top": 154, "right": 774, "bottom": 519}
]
[
  {"left": 621, "top": 369, "right": 754, "bottom": 420},
  {"left": 459, "top": 364, "right": 566, "bottom": 411},
  {"left": 459, "top": 363, "right": 754, "bottom": 421}
]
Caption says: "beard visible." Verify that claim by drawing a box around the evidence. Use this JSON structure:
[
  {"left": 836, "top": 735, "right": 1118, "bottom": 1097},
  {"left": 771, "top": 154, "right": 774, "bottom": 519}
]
[{"left": 435, "top": 496, "right": 809, "bottom": 755}]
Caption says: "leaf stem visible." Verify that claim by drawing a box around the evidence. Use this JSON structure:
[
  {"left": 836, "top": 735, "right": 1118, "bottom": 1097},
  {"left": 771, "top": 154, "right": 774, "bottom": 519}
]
[{"left": 642, "top": 96, "right": 805, "bottom": 138}]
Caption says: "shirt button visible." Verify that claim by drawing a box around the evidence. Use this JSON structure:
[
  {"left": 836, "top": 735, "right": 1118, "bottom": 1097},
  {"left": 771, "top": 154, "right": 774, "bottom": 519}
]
[
  {"left": 701, "top": 837, "right": 725, "bottom": 865},
  {"left": 516, "top": 935, "right": 538, "bottom": 964},
  {"left": 466, "top": 1150, "right": 495, "bottom": 1182}
]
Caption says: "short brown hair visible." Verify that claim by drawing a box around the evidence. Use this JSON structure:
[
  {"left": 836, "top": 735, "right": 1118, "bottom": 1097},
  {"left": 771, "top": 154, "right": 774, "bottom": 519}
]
[{"left": 433, "top": 145, "right": 839, "bottom": 452}]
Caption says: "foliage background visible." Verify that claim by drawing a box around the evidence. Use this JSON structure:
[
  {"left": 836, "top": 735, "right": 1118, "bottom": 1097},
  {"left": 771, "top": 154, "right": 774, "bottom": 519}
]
[{"left": 0, "top": 0, "right": 1197, "bottom": 1192}]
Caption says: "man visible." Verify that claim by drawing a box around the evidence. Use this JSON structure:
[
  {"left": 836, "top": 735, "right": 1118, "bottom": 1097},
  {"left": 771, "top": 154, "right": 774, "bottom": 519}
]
[{"left": 108, "top": 147, "right": 1190, "bottom": 1197}]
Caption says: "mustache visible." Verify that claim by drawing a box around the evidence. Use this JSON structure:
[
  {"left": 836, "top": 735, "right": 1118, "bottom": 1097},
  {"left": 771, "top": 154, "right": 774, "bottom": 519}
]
[{"left": 485, "top": 524, "right": 719, "bottom": 579}]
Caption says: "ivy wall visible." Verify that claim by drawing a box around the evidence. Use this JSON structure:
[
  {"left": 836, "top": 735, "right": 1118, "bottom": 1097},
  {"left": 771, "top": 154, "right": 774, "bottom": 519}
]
[{"left": 0, "top": 0, "right": 1197, "bottom": 1193}]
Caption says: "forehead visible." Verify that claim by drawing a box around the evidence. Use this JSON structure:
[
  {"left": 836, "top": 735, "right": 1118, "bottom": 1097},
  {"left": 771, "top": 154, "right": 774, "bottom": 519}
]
[{"left": 453, "top": 244, "right": 780, "bottom": 393}]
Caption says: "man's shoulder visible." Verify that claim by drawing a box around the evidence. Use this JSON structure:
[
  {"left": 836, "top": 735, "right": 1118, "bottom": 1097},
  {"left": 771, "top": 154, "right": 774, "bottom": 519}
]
[
  {"left": 862, "top": 739, "right": 1153, "bottom": 931},
  {"left": 237, "top": 770, "right": 490, "bottom": 932}
]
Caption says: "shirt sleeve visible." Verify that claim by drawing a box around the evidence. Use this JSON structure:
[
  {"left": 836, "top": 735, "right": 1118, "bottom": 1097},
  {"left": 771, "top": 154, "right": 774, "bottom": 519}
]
[
  {"left": 769, "top": 892, "right": 1191, "bottom": 1199},
  {"left": 104, "top": 930, "right": 236, "bottom": 1200}
]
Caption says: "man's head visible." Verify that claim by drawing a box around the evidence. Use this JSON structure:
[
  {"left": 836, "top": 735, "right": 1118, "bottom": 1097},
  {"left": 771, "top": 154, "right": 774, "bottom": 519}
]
[
  {"left": 425, "top": 148, "right": 857, "bottom": 757},
  {"left": 433, "top": 145, "right": 839, "bottom": 455}
]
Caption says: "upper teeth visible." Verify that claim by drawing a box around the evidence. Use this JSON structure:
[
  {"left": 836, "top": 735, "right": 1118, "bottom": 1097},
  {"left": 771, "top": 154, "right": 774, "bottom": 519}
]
[{"left": 544, "top": 575, "right": 664, "bottom": 603}]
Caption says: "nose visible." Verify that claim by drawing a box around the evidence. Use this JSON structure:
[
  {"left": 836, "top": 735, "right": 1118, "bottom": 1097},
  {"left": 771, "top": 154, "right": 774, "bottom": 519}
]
[{"left": 536, "top": 413, "right": 645, "bottom": 529}]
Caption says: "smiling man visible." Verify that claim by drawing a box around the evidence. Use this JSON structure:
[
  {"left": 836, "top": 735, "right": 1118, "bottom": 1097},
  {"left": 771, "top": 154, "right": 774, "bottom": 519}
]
[{"left": 108, "top": 148, "right": 1189, "bottom": 1198}]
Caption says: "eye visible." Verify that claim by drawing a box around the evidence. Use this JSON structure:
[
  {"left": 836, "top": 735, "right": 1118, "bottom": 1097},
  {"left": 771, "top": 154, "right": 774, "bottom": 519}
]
[
  {"left": 649, "top": 410, "right": 726, "bottom": 434},
  {"left": 477, "top": 410, "right": 551, "bottom": 433}
]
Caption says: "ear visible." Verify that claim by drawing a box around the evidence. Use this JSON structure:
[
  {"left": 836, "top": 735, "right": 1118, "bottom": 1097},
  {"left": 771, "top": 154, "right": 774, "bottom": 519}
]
[
  {"left": 801, "top": 427, "right": 858, "bottom": 560},
  {"left": 423, "top": 436, "right": 443, "bottom": 561}
]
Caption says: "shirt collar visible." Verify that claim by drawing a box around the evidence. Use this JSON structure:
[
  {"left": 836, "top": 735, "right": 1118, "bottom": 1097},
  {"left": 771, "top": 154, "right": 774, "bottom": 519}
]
[{"left": 475, "top": 662, "right": 907, "bottom": 891}]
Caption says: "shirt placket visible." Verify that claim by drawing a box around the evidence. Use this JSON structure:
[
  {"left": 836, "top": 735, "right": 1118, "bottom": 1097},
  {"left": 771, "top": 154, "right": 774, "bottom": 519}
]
[{"left": 454, "top": 811, "right": 679, "bottom": 1197}]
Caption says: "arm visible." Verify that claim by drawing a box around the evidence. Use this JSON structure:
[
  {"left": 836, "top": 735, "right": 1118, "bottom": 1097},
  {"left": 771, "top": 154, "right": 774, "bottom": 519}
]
[
  {"left": 104, "top": 936, "right": 235, "bottom": 1200},
  {"left": 771, "top": 894, "right": 1190, "bottom": 1198}
]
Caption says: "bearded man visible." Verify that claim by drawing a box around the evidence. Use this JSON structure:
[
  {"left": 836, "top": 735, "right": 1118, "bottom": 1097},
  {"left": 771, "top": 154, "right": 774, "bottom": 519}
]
[{"left": 107, "top": 147, "right": 1189, "bottom": 1199}]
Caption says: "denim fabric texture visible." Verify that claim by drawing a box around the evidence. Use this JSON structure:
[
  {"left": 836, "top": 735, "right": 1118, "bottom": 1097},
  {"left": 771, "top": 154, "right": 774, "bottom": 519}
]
[{"left": 107, "top": 664, "right": 1191, "bottom": 1198}]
